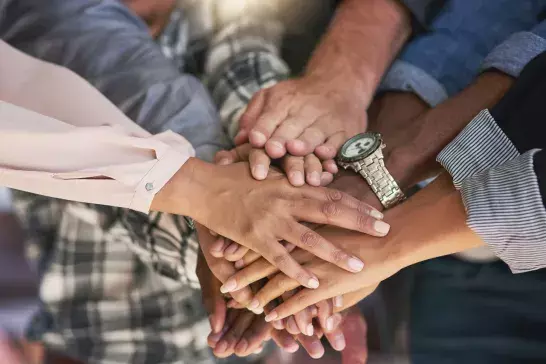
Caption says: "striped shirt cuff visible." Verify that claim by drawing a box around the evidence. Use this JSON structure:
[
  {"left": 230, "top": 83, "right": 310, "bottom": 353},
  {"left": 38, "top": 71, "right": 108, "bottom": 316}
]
[
  {"left": 437, "top": 109, "right": 519, "bottom": 189},
  {"left": 461, "top": 149, "right": 546, "bottom": 273}
]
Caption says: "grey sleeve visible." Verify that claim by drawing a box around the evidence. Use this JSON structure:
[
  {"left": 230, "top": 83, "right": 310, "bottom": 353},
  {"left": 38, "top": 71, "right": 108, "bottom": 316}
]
[{"left": 1, "top": 0, "right": 230, "bottom": 162}]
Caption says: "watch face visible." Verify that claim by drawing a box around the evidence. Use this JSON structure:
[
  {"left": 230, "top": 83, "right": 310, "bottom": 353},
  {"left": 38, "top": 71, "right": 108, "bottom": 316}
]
[{"left": 338, "top": 133, "right": 381, "bottom": 162}]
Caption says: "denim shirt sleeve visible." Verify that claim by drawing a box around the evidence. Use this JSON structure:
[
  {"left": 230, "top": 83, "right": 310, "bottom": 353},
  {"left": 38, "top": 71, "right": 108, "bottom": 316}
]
[
  {"left": 380, "top": 0, "right": 544, "bottom": 106},
  {"left": 482, "top": 20, "right": 546, "bottom": 77},
  {"left": 0, "top": 0, "right": 231, "bottom": 162}
]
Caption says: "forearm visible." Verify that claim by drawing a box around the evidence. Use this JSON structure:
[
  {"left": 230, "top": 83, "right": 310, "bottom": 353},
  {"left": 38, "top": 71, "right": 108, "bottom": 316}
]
[
  {"left": 385, "top": 173, "right": 485, "bottom": 269},
  {"left": 385, "top": 71, "right": 514, "bottom": 188},
  {"left": 305, "top": 0, "right": 411, "bottom": 104}
]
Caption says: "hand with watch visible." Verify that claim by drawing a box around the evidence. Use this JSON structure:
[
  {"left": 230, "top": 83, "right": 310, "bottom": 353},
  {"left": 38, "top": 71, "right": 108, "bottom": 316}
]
[{"left": 337, "top": 132, "right": 406, "bottom": 210}]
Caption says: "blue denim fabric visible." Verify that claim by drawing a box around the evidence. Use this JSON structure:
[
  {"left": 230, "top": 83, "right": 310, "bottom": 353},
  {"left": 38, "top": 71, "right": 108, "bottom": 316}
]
[{"left": 381, "top": 0, "right": 546, "bottom": 106}]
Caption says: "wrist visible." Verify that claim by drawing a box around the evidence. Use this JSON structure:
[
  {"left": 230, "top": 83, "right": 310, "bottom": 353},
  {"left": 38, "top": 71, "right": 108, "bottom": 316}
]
[
  {"left": 151, "top": 157, "right": 215, "bottom": 218},
  {"left": 382, "top": 174, "right": 484, "bottom": 270}
]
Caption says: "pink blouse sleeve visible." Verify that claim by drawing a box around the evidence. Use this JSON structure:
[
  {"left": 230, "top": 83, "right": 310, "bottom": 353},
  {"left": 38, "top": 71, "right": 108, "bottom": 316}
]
[{"left": 0, "top": 41, "right": 194, "bottom": 213}]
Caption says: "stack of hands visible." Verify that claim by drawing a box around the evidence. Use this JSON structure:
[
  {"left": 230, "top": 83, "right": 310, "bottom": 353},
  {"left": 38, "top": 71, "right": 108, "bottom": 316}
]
[{"left": 192, "top": 74, "right": 492, "bottom": 360}]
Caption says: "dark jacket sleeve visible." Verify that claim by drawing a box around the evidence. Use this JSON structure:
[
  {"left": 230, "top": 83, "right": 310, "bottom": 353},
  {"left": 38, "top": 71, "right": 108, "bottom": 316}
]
[{"left": 437, "top": 51, "right": 546, "bottom": 273}]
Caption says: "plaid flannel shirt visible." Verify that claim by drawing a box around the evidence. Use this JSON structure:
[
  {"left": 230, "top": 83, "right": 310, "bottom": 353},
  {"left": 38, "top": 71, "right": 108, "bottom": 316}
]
[{"left": 11, "top": 2, "right": 290, "bottom": 364}]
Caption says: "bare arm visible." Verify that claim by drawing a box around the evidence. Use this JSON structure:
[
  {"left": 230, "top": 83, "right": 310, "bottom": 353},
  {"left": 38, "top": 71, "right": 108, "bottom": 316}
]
[{"left": 305, "top": 0, "right": 412, "bottom": 106}]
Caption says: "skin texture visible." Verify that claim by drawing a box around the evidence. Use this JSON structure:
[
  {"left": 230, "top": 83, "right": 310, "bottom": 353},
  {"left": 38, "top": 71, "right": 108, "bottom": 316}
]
[
  {"left": 153, "top": 158, "right": 387, "bottom": 290},
  {"left": 234, "top": 0, "right": 412, "bottom": 181},
  {"left": 225, "top": 173, "right": 485, "bottom": 320}
]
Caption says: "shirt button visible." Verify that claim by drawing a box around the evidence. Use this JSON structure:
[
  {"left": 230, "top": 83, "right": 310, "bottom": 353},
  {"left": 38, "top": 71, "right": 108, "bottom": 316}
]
[{"left": 145, "top": 182, "right": 154, "bottom": 191}]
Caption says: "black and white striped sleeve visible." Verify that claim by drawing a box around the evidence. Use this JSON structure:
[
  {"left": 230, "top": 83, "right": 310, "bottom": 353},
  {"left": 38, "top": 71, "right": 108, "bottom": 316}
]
[{"left": 437, "top": 51, "right": 546, "bottom": 273}]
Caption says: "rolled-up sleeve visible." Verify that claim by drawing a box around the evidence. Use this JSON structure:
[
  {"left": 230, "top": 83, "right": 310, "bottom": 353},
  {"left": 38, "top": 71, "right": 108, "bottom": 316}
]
[
  {"left": 482, "top": 21, "right": 546, "bottom": 77},
  {"left": 0, "top": 40, "right": 194, "bottom": 213},
  {"left": 381, "top": 1, "right": 543, "bottom": 106},
  {"left": 437, "top": 51, "right": 546, "bottom": 273}
]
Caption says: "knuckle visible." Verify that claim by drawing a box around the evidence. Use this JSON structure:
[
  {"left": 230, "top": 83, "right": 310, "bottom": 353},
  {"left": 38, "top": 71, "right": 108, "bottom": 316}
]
[
  {"left": 331, "top": 249, "right": 347, "bottom": 264},
  {"left": 273, "top": 253, "right": 290, "bottom": 269},
  {"left": 327, "top": 189, "right": 343, "bottom": 202},
  {"left": 295, "top": 271, "right": 308, "bottom": 285},
  {"left": 295, "top": 292, "right": 310, "bottom": 307},
  {"left": 300, "top": 230, "right": 319, "bottom": 248},
  {"left": 305, "top": 127, "right": 324, "bottom": 141},
  {"left": 322, "top": 202, "right": 340, "bottom": 218},
  {"left": 357, "top": 202, "right": 371, "bottom": 214},
  {"left": 357, "top": 214, "right": 373, "bottom": 230},
  {"left": 275, "top": 277, "right": 288, "bottom": 291}
]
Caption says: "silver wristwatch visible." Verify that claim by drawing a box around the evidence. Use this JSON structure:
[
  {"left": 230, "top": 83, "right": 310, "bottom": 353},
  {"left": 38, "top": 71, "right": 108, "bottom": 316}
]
[{"left": 336, "top": 132, "right": 405, "bottom": 209}]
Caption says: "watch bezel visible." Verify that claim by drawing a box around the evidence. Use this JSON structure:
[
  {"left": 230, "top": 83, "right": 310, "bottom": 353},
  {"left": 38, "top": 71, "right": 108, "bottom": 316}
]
[{"left": 337, "top": 132, "right": 382, "bottom": 163}]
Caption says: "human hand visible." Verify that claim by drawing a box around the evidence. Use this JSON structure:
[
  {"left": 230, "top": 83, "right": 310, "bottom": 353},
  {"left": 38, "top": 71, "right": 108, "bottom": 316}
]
[
  {"left": 196, "top": 224, "right": 253, "bottom": 307},
  {"left": 183, "top": 160, "right": 388, "bottom": 290},
  {"left": 215, "top": 143, "right": 338, "bottom": 187},
  {"left": 235, "top": 76, "right": 368, "bottom": 161},
  {"left": 232, "top": 174, "right": 485, "bottom": 320},
  {"left": 221, "top": 225, "right": 395, "bottom": 318}
]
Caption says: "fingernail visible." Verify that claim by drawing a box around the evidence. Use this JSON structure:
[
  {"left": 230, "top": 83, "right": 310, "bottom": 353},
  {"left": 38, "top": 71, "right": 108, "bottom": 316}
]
[
  {"left": 224, "top": 244, "right": 239, "bottom": 256},
  {"left": 209, "top": 230, "right": 218, "bottom": 237},
  {"left": 253, "top": 346, "right": 264, "bottom": 354},
  {"left": 215, "top": 340, "right": 228, "bottom": 354},
  {"left": 310, "top": 341, "right": 325, "bottom": 359},
  {"left": 307, "top": 277, "right": 320, "bottom": 289},
  {"left": 348, "top": 256, "right": 364, "bottom": 272},
  {"left": 218, "top": 158, "right": 230, "bottom": 166},
  {"left": 209, "top": 331, "right": 223, "bottom": 343},
  {"left": 307, "top": 324, "right": 314, "bottom": 336},
  {"left": 269, "top": 140, "right": 284, "bottom": 151},
  {"left": 252, "top": 307, "right": 264, "bottom": 315},
  {"left": 235, "top": 260, "right": 245, "bottom": 269},
  {"left": 235, "top": 338, "right": 248, "bottom": 353},
  {"left": 265, "top": 311, "right": 278, "bottom": 322},
  {"left": 272, "top": 319, "right": 284, "bottom": 330},
  {"left": 290, "top": 171, "right": 305, "bottom": 186},
  {"left": 334, "top": 295, "right": 343, "bottom": 308},
  {"left": 326, "top": 316, "right": 334, "bottom": 332},
  {"left": 248, "top": 299, "right": 260, "bottom": 310},
  {"left": 211, "top": 240, "right": 224, "bottom": 252},
  {"left": 308, "top": 171, "right": 321, "bottom": 186},
  {"left": 371, "top": 209, "right": 384, "bottom": 220},
  {"left": 311, "top": 306, "right": 318, "bottom": 316},
  {"left": 252, "top": 165, "right": 267, "bottom": 180},
  {"left": 234, "top": 129, "right": 247, "bottom": 141},
  {"left": 250, "top": 130, "right": 266, "bottom": 145},
  {"left": 220, "top": 278, "right": 237, "bottom": 293},
  {"left": 291, "top": 140, "right": 305, "bottom": 150},
  {"left": 374, "top": 220, "right": 391, "bottom": 235},
  {"left": 286, "top": 343, "right": 299, "bottom": 353},
  {"left": 333, "top": 334, "right": 346, "bottom": 351},
  {"left": 287, "top": 317, "right": 299, "bottom": 334}
]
